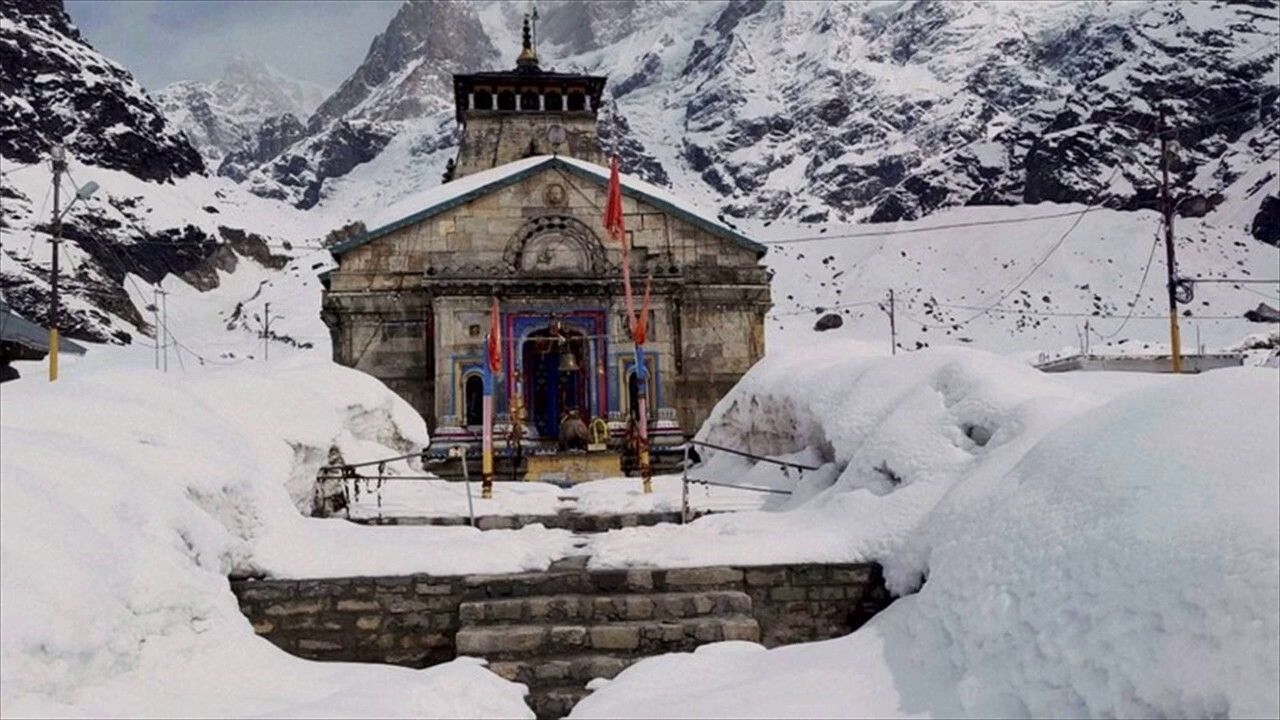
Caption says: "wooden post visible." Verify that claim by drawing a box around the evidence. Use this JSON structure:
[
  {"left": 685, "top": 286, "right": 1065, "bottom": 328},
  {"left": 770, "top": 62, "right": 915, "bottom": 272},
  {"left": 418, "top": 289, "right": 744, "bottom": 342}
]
[{"left": 636, "top": 346, "right": 652, "bottom": 494}]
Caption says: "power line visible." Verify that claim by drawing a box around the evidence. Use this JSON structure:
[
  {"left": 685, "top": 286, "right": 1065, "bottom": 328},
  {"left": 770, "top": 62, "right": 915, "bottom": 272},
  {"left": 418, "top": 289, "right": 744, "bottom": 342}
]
[
  {"left": 762, "top": 209, "right": 1092, "bottom": 246},
  {"left": 1094, "top": 228, "right": 1163, "bottom": 340},
  {"left": 1188, "top": 277, "right": 1280, "bottom": 285}
]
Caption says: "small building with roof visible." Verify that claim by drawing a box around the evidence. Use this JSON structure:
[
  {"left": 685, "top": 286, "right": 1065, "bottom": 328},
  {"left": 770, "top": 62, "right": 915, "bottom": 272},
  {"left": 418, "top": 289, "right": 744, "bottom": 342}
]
[
  {"left": 1, "top": 301, "right": 88, "bottom": 381},
  {"left": 320, "top": 22, "right": 771, "bottom": 465}
]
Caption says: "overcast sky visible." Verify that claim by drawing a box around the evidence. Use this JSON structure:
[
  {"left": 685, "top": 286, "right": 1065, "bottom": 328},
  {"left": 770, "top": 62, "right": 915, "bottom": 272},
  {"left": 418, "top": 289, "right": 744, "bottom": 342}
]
[{"left": 65, "top": 0, "right": 402, "bottom": 92}]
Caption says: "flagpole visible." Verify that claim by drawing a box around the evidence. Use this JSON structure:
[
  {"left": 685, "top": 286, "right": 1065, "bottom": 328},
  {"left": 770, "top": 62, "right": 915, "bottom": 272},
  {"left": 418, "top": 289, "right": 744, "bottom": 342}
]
[
  {"left": 636, "top": 346, "right": 652, "bottom": 494},
  {"left": 481, "top": 296, "right": 501, "bottom": 500},
  {"left": 481, "top": 345, "right": 494, "bottom": 500},
  {"left": 604, "top": 155, "right": 654, "bottom": 494}
]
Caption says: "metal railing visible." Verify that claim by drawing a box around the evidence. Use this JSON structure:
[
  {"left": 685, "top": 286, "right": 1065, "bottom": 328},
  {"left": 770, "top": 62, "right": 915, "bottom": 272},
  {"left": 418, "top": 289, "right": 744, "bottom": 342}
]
[
  {"left": 680, "top": 440, "right": 820, "bottom": 524},
  {"left": 315, "top": 448, "right": 479, "bottom": 527}
]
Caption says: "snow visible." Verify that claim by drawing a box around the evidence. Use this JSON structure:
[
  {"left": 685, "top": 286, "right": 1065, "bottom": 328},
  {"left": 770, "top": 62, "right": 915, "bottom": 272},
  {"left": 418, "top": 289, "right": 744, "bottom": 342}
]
[
  {"left": 0, "top": 255, "right": 560, "bottom": 717},
  {"left": 575, "top": 359, "right": 1280, "bottom": 719},
  {"left": 347, "top": 474, "right": 770, "bottom": 521}
]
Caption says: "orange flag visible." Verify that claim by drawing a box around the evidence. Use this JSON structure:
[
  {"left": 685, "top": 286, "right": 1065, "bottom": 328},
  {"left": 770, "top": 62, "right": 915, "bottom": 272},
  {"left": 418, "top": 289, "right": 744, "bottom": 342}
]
[
  {"left": 605, "top": 156, "right": 643, "bottom": 341},
  {"left": 487, "top": 297, "right": 502, "bottom": 375},
  {"left": 603, "top": 156, "right": 626, "bottom": 244}
]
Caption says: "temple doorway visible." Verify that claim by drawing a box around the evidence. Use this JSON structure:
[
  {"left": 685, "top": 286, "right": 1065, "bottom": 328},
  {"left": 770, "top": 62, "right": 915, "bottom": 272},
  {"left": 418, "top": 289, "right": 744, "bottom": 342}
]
[{"left": 523, "top": 326, "right": 588, "bottom": 439}]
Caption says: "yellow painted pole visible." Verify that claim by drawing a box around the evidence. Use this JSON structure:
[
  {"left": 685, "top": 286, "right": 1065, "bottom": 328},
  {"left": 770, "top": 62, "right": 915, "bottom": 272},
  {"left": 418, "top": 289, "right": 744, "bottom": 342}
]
[
  {"left": 481, "top": 390, "right": 494, "bottom": 499},
  {"left": 48, "top": 328, "right": 59, "bottom": 381}
]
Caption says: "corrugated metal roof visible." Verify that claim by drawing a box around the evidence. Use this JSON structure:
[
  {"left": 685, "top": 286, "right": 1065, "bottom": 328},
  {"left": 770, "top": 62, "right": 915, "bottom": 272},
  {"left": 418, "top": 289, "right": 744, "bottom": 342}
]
[{"left": 0, "top": 302, "right": 89, "bottom": 356}]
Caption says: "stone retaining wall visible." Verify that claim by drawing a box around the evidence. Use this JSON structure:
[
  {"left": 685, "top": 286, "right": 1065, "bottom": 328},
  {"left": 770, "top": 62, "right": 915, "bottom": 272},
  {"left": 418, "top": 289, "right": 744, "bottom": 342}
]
[{"left": 231, "top": 562, "right": 892, "bottom": 667}]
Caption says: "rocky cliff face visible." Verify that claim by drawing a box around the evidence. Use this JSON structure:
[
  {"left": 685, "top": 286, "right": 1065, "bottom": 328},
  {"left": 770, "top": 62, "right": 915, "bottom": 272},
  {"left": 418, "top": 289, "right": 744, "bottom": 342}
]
[
  {"left": 155, "top": 58, "right": 327, "bottom": 170},
  {"left": 0, "top": 0, "right": 307, "bottom": 344},
  {"left": 193, "top": 0, "right": 1276, "bottom": 238},
  {"left": 0, "top": 0, "right": 203, "bottom": 181}
]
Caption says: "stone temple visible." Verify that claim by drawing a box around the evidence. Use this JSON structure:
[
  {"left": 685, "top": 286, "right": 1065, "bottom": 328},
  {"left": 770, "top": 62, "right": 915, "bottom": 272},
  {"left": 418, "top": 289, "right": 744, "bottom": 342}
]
[{"left": 320, "top": 24, "right": 771, "bottom": 476}]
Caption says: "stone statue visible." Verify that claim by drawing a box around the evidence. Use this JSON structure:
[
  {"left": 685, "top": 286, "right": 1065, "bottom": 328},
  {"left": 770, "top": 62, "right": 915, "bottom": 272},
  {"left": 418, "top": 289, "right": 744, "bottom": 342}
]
[{"left": 558, "top": 408, "right": 590, "bottom": 451}]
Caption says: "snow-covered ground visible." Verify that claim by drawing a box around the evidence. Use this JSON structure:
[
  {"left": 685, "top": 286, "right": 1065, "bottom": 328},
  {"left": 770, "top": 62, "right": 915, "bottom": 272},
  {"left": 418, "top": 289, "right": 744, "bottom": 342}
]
[
  {"left": 0, "top": 259, "right": 567, "bottom": 717},
  {"left": 572, "top": 344, "right": 1280, "bottom": 718}
]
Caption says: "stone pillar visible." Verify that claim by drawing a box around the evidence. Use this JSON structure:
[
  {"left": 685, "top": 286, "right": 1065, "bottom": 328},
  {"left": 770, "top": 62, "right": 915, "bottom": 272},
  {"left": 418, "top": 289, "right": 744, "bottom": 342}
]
[
  {"left": 585, "top": 96, "right": 592, "bottom": 112},
  {"left": 468, "top": 93, "right": 475, "bottom": 110},
  {"left": 539, "top": 94, "right": 545, "bottom": 111}
]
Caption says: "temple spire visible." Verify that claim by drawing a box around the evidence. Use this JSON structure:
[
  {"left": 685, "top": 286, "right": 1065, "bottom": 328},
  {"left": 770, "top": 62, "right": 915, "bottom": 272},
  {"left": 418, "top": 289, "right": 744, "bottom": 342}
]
[{"left": 516, "top": 13, "right": 539, "bottom": 69}]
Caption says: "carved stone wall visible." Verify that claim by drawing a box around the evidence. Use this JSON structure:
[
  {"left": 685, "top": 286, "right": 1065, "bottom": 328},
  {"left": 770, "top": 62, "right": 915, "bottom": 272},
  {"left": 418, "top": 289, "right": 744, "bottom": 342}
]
[
  {"left": 454, "top": 113, "right": 603, "bottom": 177},
  {"left": 323, "top": 165, "right": 770, "bottom": 433}
]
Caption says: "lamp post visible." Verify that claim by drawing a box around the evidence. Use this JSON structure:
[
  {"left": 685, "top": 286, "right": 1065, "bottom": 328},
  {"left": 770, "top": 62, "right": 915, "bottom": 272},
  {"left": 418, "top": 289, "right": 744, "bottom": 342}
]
[{"left": 46, "top": 144, "right": 97, "bottom": 382}]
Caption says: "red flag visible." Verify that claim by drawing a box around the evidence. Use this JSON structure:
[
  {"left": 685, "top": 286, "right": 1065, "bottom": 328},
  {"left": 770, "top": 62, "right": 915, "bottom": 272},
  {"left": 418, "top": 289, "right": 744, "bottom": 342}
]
[
  {"left": 487, "top": 297, "right": 501, "bottom": 375},
  {"left": 605, "top": 156, "right": 640, "bottom": 337},
  {"left": 603, "top": 156, "right": 626, "bottom": 245}
]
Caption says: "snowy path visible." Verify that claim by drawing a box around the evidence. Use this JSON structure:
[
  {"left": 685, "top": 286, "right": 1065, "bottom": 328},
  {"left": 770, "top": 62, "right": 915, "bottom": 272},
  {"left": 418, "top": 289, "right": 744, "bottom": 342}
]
[{"left": 347, "top": 474, "right": 773, "bottom": 521}]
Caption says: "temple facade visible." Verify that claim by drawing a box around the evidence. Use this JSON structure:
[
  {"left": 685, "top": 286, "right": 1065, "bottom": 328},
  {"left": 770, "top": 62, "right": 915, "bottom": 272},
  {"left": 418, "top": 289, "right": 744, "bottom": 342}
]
[{"left": 320, "top": 26, "right": 771, "bottom": 458}]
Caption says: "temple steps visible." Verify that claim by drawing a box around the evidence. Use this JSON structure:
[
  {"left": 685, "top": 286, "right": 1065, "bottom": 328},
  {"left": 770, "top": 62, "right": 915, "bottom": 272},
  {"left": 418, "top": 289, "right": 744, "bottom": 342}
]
[{"left": 454, "top": 591, "right": 760, "bottom": 719}]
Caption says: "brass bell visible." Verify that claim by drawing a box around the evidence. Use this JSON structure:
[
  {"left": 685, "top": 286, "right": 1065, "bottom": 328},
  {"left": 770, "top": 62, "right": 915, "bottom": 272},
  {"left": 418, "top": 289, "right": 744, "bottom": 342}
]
[{"left": 558, "top": 341, "right": 581, "bottom": 373}]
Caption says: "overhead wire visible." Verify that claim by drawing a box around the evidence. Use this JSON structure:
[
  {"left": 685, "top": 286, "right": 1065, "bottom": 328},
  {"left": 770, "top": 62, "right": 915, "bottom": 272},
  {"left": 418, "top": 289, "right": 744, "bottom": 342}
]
[
  {"left": 1093, "top": 225, "right": 1164, "bottom": 340},
  {"left": 61, "top": 169, "right": 254, "bottom": 366}
]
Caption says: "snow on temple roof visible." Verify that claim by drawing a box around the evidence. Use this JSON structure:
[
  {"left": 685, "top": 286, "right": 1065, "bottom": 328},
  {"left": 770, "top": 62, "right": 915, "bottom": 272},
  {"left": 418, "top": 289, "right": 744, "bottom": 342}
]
[{"left": 331, "top": 155, "right": 765, "bottom": 257}]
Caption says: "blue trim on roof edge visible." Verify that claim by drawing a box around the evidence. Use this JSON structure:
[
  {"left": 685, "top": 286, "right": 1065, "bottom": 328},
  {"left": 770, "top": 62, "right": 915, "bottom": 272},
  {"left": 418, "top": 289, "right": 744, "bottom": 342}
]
[{"left": 329, "top": 157, "right": 766, "bottom": 258}]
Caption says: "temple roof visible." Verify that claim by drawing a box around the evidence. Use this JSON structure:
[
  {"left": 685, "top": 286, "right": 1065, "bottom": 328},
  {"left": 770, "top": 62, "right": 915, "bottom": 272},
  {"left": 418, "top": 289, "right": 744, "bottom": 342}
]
[{"left": 330, "top": 156, "right": 766, "bottom": 258}]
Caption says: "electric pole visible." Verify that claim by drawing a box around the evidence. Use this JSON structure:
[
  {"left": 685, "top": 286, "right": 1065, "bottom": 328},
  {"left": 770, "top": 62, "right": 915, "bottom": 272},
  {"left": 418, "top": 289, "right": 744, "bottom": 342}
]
[
  {"left": 1158, "top": 108, "right": 1183, "bottom": 373},
  {"left": 152, "top": 289, "right": 161, "bottom": 371},
  {"left": 48, "top": 145, "right": 65, "bottom": 382},
  {"left": 887, "top": 289, "right": 897, "bottom": 355},
  {"left": 159, "top": 288, "right": 169, "bottom": 373}
]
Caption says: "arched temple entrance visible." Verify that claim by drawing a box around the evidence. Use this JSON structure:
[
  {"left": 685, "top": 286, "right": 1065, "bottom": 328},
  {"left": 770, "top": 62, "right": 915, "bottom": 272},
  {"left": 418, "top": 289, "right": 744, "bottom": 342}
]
[{"left": 522, "top": 326, "right": 589, "bottom": 439}]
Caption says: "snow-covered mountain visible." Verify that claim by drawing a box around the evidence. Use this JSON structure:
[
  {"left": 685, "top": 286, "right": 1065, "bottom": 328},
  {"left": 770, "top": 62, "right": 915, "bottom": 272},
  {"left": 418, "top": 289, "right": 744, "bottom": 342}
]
[
  {"left": 1, "top": 0, "right": 1276, "bottom": 357},
  {"left": 155, "top": 57, "right": 327, "bottom": 171},
  {"left": 208, "top": 0, "right": 1277, "bottom": 247},
  {"left": 0, "top": 0, "right": 332, "bottom": 346}
]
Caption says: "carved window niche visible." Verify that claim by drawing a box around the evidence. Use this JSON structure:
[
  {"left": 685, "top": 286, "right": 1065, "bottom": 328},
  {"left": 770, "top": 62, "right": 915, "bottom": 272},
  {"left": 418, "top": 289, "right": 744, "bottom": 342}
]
[{"left": 504, "top": 215, "right": 606, "bottom": 276}]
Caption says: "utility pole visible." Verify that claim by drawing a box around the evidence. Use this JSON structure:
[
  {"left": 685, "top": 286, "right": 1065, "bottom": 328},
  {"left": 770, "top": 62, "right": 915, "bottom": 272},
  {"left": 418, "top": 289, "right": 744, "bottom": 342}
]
[
  {"left": 160, "top": 288, "right": 169, "bottom": 373},
  {"left": 152, "top": 289, "right": 161, "bottom": 371},
  {"left": 887, "top": 289, "right": 897, "bottom": 355},
  {"left": 1084, "top": 318, "right": 1091, "bottom": 354},
  {"left": 48, "top": 145, "right": 65, "bottom": 382},
  {"left": 1158, "top": 107, "right": 1183, "bottom": 373}
]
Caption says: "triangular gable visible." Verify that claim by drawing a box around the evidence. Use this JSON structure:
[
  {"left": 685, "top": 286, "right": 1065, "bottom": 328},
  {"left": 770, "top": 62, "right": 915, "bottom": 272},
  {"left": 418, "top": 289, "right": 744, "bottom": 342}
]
[{"left": 330, "top": 156, "right": 766, "bottom": 258}]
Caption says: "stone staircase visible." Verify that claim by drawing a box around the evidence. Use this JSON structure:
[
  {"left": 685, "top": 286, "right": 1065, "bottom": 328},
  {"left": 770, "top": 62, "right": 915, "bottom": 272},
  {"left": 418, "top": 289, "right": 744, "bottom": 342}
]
[
  {"left": 232, "top": 561, "right": 892, "bottom": 719},
  {"left": 455, "top": 581, "right": 760, "bottom": 718}
]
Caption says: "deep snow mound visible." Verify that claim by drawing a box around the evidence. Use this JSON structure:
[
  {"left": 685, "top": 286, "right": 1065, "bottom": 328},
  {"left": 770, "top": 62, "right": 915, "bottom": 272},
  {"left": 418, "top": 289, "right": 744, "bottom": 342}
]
[
  {"left": 576, "top": 360, "right": 1279, "bottom": 719},
  {"left": 587, "top": 343, "right": 1104, "bottom": 569},
  {"left": 888, "top": 367, "right": 1280, "bottom": 717},
  {"left": 0, "top": 357, "right": 550, "bottom": 717}
]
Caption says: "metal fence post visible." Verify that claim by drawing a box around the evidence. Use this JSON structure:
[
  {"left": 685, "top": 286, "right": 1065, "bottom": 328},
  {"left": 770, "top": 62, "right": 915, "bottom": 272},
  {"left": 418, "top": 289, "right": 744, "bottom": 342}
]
[
  {"left": 454, "top": 446, "right": 476, "bottom": 528},
  {"left": 681, "top": 442, "right": 690, "bottom": 524}
]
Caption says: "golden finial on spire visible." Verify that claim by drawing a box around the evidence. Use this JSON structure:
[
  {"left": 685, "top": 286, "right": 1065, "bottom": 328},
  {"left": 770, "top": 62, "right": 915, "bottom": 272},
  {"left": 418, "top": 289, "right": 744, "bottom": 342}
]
[{"left": 517, "top": 12, "right": 539, "bottom": 68}]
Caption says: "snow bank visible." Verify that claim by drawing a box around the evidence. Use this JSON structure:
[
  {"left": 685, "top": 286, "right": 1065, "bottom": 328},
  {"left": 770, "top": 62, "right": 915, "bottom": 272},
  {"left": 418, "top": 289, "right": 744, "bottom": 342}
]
[
  {"left": 586, "top": 342, "right": 1107, "bottom": 569},
  {"left": 0, "top": 356, "right": 547, "bottom": 717},
  {"left": 575, "top": 359, "right": 1280, "bottom": 718}
]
